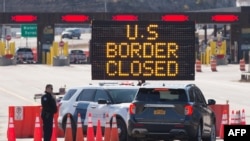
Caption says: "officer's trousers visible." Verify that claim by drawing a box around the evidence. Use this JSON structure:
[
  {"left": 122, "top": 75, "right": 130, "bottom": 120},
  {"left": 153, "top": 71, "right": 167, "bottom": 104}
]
[{"left": 42, "top": 115, "right": 53, "bottom": 141}]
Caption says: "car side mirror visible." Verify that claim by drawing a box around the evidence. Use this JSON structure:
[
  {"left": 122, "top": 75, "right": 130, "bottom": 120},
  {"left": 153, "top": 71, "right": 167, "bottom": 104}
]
[
  {"left": 207, "top": 99, "right": 216, "bottom": 105},
  {"left": 98, "top": 99, "right": 108, "bottom": 104}
]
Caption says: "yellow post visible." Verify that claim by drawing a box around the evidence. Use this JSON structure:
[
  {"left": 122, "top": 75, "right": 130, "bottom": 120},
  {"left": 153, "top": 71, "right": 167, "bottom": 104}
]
[
  {"left": 54, "top": 42, "right": 59, "bottom": 57},
  {"left": 42, "top": 52, "right": 46, "bottom": 64},
  {"left": 9, "top": 42, "right": 16, "bottom": 55},
  {"left": 63, "top": 42, "right": 68, "bottom": 56},
  {"left": 200, "top": 53, "right": 202, "bottom": 64},
  {"left": 221, "top": 40, "right": 226, "bottom": 55},
  {"left": 5, "top": 41, "right": 9, "bottom": 55},
  {"left": 0, "top": 41, "right": 5, "bottom": 56},
  {"left": 210, "top": 41, "right": 216, "bottom": 56},
  {"left": 50, "top": 46, "right": 54, "bottom": 65},
  {"left": 46, "top": 52, "right": 51, "bottom": 65},
  {"left": 206, "top": 47, "right": 211, "bottom": 65}
]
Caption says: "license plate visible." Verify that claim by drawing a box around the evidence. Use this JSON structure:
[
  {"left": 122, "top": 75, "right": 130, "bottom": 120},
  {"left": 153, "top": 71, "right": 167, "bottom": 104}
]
[{"left": 154, "top": 109, "right": 166, "bottom": 115}]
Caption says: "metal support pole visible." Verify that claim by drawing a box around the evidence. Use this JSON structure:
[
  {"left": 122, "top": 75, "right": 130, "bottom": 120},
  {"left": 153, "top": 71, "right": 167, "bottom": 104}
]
[
  {"left": 213, "top": 25, "right": 217, "bottom": 37},
  {"left": 3, "top": 0, "right": 5, "bottom": 12},
  {"left": 223, "top": 25, "right": 227, "bottom": 37},
  {"left": 104, "top": 0, "right": 107, "bottom": 12},
  {"left": 26, "top": 38, "right": 28, "bottom": 47},
  {"left": 204, "top": 25, "right": 207, "bottom": 46}
]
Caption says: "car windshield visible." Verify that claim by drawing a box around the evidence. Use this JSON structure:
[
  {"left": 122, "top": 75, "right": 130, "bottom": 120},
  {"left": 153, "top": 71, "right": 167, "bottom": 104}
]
[
  {"left": 106, "top": 88, "right": 138, "bottom": 104},
  {"left": 135, "top": 88, "right": 187, "bottom": 102},
  {"left": 17, "top": 48, "right": 32, "bottom": 52},
  {"left": 65, "top": 29, "right": 74, "bottom": 32},
  {"left": 71, "top": 50, "right": 84, "bottom": 54},
  {"left": 62, "top": 89, "right": 78, "bottom": 100}
]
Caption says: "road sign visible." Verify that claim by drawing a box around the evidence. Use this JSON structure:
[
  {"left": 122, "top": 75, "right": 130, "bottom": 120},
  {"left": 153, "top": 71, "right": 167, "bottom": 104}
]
[
  {"left": 5, "top": 35, "right": 11, "bottom": 41},
  {"left": 21, "top": 24, "right": 37, "bottom": 37},
  {"left": 59, "top": 41, "right": 64, "bottom": 47}
]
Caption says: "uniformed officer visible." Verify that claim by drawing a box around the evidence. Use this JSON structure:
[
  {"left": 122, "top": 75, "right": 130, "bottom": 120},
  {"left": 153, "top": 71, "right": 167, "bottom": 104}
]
[{"left": 41, "top": 84, "right": 57, "bottom": 141}]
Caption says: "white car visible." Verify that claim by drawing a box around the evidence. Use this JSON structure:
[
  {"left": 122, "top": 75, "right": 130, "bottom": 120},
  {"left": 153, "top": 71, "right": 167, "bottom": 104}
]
[
  {"left": 61, "top": 28, "right": 81, "bottom": 39},
  {"left": 58, "top": 83, "right": 139, "bottom": 141}
]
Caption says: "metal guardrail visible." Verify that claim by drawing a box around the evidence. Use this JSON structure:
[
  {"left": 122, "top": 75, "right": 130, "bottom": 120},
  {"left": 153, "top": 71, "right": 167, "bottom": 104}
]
[{"left": 34, "top": 87, "right": 66, "bottom": 102}]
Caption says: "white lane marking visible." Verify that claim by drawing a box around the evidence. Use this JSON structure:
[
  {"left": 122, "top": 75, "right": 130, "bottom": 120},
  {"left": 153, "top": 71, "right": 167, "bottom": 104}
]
[{"left": 0, "top": 87, "right": 38, "bottom": 105}]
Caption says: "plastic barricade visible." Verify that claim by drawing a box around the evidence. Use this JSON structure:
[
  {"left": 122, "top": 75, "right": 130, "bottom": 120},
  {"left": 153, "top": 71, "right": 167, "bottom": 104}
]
[
  {"left": 8, "top": 106, "right": 64, "bottom": 138},
  {"left": 209, "top": 104, "right": 229, "bottom": 137},
  {"left": 31, "top": 48, "right": 37, "bottom": 62}
]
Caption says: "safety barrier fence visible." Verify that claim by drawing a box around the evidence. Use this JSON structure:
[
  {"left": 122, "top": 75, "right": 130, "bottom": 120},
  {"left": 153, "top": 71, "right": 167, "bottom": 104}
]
[
  {"left": 7, "top": 106, "right": 120, "bottom": 141},
  {"left": 8, "top": 106, "right": 64, "bottom": 138},
  {"left": 209, "top": 104, "right": 229, "bottom": 137},
  {"left": 7, "top": 103, "right": 232, "bottom": 139}
]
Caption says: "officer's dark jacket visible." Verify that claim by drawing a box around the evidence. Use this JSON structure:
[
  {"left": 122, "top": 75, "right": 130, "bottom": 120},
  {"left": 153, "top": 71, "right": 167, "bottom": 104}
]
[{"left": 41, "top": 92, "right": 57, "bottom": 115}]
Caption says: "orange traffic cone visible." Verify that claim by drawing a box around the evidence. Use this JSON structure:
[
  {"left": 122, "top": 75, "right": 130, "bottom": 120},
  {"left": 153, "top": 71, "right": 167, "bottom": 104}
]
[
  {"left": 110, "top": 114, "right": 119, "bottom": 141},
  {"left": 210, "top": 59, "right": 217, "bottom": 72},
  {"left": 196, "top": 59, "right": 202, "bottom": 72},
  {"left": 64, "top": 114, "right": 73, "bottom": 141},
  {"left": 240, "top": 59, "right": 245, "bottom": 71},
  {"left": 51, "top": 117, "right": 57, "bottom": 141},
  {"left": 96, "top": 119, "right": 103, "bottom": 141},
  {"left": 219, "top": 110, "right": 228, "bottom": 139},
  {"left": 235, "top": 110, "right": 241, "bottom": 125},
  {"left": 87, "top": 113, "right": 95, "bottom": 141},
  {"left": 104, "top": 113, "right": 111, "bottom": 141},
  {"left": 95, "top": 119, "right": 102, "bottom": 141},
  {"left": 76, "top": 113, "right": 84, "bottom": 141},
  {"left": 33, "top": 113, "right": 42, "bottom": 141},
  {"left": 241, "top": 109, "right": 246, "bottom": 125},
  {"left": 230, "top": 110, "right": 235, "bottom": 125},
  {"left": 7, "top": 114, "right": 16, "bottom": 141}
]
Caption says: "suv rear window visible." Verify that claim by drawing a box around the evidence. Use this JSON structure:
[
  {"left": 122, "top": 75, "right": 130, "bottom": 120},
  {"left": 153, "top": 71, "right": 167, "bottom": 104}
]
[
  {"left": 17, "top": 48, "right": 32, "bottom": 52},
  {"left": 62, "top": 89, "right": 77, "bottom": 100},
  {"left": 107, "top": 89, "right": 138, "bottom": 104},
  {"left": 135, "top": 88, "right": 187, "bottom": 102},
  {"left": 70, "top": 50, "right": 84, "bottom": 54}
]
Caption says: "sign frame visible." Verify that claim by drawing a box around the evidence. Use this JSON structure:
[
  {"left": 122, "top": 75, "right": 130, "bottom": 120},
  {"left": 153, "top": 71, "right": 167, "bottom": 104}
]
[{"left": 91, "top": 21, "right": 196, "bottom": 80}]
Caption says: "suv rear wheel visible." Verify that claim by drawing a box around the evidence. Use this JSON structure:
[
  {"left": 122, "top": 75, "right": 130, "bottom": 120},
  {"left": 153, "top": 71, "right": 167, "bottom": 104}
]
[
  {"left": 203, "top": 124, "right": 216, "bottom": 141},
  {"left": 117, "top": 118, "right": 127, "bottom": 141},
  {"left": 189, "top": 124, "right": 202, "bottom": 141}
]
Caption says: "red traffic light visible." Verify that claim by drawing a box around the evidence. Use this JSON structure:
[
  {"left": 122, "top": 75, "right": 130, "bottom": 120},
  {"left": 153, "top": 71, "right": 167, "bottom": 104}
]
[
  {"left": 11, "top": 15, "right": 37, "bottom": 22},
  {"left": 61, "top": 14, "right": 89, "bottom": 22},
  {"left": 112, "top": 14, "right": 138, "bottom": 21},
  {"left": 162, "top": 14, "right": 189, "bottom": 22},
  {"left": 211, "top": 14, "right": 239, "bottom": 22}
]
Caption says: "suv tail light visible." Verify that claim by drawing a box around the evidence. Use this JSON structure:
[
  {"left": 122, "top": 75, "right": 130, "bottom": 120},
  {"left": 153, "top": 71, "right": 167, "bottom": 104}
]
[
  {"left": 184, "top": 104, "right": 193, "bottom": 116},
  {"left": 129, "top": 103, "right": 136, "bottom": 115}
]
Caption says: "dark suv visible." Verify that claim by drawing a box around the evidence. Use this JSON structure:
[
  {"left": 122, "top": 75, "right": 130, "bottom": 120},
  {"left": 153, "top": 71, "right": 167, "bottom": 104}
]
[
  {"left": 69, "top": 50, "right": 87, "bottom": 64},
  {"left": 16, "top": 47, "right": 35, "bottom": 63},
  {"left": 61, "top": 28, "right": 81, "bottom": 39},
  {"left": 127, "top": 83, "right": 216, "bottom": 141}
]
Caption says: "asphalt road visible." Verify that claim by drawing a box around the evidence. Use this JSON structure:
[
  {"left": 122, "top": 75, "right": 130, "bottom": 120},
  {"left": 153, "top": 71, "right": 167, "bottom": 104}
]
[{"left": 1, "top": 64, "right": 249, "bottom": 141}]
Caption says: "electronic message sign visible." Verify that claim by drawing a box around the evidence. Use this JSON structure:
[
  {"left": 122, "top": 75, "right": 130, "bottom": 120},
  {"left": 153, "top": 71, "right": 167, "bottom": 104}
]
[{"left": 91, "top": 21, "right": 195, "bottom": 80}]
